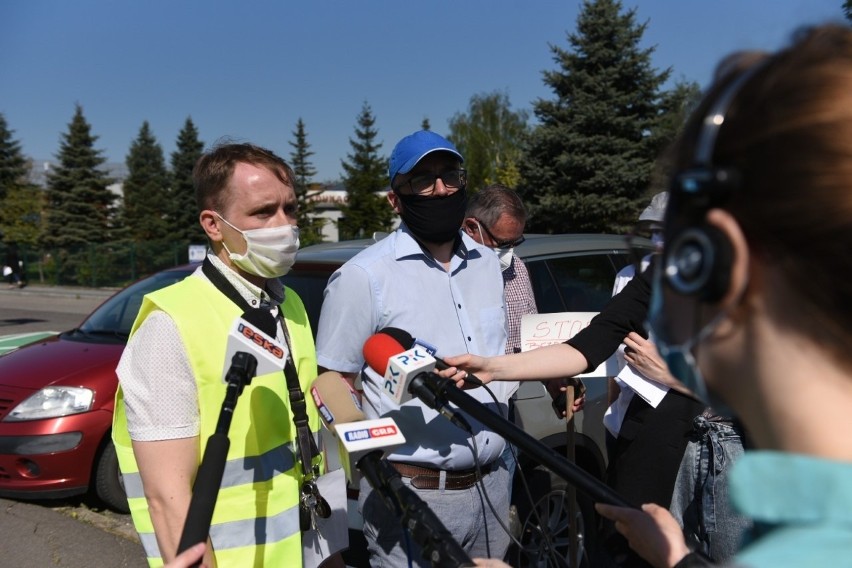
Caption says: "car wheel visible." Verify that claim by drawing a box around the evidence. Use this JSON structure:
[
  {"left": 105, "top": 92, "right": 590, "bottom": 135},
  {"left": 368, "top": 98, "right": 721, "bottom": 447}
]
[
  {"left": 511, "top": 465, "right": 596, "bottom": 568},
  {"left": 94, "top": 440, "right": 130, "bottom": 514}
]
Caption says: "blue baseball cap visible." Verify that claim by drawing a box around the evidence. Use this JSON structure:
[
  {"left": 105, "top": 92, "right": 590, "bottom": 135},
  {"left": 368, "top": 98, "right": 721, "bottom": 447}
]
[{"left": 388, "top": 130, "right": 463, "bottom": 186}]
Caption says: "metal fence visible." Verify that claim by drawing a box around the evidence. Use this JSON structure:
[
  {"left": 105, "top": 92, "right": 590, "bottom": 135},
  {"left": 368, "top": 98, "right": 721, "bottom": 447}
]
[{"left": 1, "top": 240, "right": 202, "bottom": 288}]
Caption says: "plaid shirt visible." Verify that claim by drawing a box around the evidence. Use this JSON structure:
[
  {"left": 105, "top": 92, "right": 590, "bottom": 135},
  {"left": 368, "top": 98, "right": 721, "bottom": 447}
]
[{"left": 503, "top": 253, "right": 537, "bottom": 354}]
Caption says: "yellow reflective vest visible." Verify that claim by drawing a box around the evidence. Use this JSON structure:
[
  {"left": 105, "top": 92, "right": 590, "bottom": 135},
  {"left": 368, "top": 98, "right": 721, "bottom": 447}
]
[{"left": 113, "top": 274, "right": 319, "bottom": 567}]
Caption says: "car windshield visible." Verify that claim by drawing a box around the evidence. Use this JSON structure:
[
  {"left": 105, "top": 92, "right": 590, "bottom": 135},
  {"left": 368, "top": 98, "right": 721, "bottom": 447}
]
[{"left": 76, "top": 269, "right": 194, "bottom": 338}]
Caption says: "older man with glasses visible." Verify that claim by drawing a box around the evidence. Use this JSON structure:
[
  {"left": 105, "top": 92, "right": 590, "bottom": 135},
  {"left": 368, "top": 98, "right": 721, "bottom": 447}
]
[{"left": 316, "top": 130, "right": 514, "bottom": 566}]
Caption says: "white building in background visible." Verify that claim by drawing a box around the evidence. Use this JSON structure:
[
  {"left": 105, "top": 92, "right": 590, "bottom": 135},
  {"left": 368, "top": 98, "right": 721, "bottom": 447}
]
[{"left": 307, "top": 182, "right": 400, "bottom": 242}]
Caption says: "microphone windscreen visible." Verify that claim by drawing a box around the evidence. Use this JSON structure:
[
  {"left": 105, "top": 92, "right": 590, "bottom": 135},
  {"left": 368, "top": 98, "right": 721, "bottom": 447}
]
[
  {"left": 241, "top": 307, "right": 277, "bottom": 338},
  {"left": 362, "top": 333, "right": 407, "bottom": 375},
  {"left": 376, "top": 327, "right": 415, "bottom": 350},
  {"left": 310, "top": 371, "right": 365, "bottom": 431}
]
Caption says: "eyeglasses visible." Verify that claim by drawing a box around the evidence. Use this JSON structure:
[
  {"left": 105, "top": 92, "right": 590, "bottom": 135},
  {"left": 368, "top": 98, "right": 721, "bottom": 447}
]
[
  {"left": 476, "top": 218, "right": 526, "bottom": 249},
  {"left": 396, "top": 169, "right": 467, "bottom": 196}
]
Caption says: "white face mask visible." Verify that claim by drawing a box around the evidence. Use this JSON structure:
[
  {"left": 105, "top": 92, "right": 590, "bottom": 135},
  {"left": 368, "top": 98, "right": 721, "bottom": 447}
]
[
  {"left": 473, "top": 221, "right": 514, "bottom": 272},
  {"left": 216, "top": 213, "right": 300, "bottom": 278},
  {"left": 493, "top": 246, "right": 514, "bottom": 272}
]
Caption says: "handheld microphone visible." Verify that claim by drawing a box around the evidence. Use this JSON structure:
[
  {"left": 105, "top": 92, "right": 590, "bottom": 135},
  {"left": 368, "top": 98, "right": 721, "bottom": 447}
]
[
  {"left": 363, "top": 333, "right": 471, "bottom": 432},
  {"left": 329, "top": 410, "right": 473, "bottom": 568},
  {"left": 177, "top": 310, "right": 274, "bottom": 563},
  {"left": 376, "top": 327, "right": 485, "bottom": 387},
  {"left": 222, "top": 308, "right": 287, "bottom": 381},
  {"left": 335, "top": 419, "right": 406, "bottom": 485},
  {"left": 310, "top": 371, "right": 363, "bottom": 429},
  {"left": 363, "top": 333, "right": 437, "bottom": 405}
]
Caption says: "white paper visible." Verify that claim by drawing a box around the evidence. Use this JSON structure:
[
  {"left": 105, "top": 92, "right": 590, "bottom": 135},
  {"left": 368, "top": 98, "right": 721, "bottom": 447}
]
[
  {"left": 616, "top": 363, "right": 669, "bottom": 408},
  {"left": 301, "top": 467, "right": 349, "bottom": 568}
]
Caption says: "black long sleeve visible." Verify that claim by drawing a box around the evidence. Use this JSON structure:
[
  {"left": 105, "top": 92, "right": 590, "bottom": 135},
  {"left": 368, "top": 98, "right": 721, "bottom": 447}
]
[{"left": 566, "top": 258, "right": 653, "bottom": 373}]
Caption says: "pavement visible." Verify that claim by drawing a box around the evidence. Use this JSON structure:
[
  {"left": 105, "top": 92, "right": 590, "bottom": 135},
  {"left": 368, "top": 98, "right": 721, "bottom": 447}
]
[{"left": 0, "top": 497, "right": 147, "bottom": 567}]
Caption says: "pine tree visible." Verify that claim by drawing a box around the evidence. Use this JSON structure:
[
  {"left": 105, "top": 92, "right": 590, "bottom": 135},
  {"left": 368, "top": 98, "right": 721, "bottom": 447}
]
[
  {"left": 448, "top": 91, "right": 530, "bottom": 193},
  {"left": 338, "top": 102, "right": 393, "bottom": 240},
  {"left": 519, "top": 0, "right": 670, "bottom": 234},
  {"left": 122, "top": 121, "right": 170, "bottom": 242},
  {"left": 288, "top": 118, "right": 324, "bottom": 245},
  {"left": 43, "top": 104, "right": 114, "bottom": 249},
  {"left": 0, "top": 113, "right": 28, "bottom": 203},
  {"left": 170, "top": 117, "right": 205, "bottom": 244}
]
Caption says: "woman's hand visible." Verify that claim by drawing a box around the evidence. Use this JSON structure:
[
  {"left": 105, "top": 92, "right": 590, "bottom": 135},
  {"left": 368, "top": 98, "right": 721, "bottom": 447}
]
[
  {"left": 623, "top": 332, "right": 695, "bottom": 397},
  {"left": 441, "top": 353, "right": 494, "bottom": 388},
  {"left": 595, "top": 503, "right": 690, "bottom": 568}
]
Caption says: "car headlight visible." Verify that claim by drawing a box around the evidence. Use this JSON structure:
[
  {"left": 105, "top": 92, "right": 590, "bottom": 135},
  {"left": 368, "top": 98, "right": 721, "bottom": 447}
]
[{"left": 3, "top": 387, "right": 95, "bottom": 422}]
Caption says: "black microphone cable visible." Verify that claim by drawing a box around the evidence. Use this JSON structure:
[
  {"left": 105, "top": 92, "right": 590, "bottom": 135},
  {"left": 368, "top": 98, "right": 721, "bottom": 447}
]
[{"left": 461, "top": 376, "right": 569, "bottom": 567}]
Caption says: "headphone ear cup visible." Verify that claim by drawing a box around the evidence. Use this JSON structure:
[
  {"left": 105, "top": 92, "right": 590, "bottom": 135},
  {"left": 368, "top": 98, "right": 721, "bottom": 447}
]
[{"left": 664, "top": 226, "right": 732, "bottom": 302}]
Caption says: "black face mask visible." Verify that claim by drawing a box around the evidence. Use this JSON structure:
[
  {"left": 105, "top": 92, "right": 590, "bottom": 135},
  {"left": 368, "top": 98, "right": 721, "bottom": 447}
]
[{"left": 397, "top": 189, "right": 468, "bottom": 244}]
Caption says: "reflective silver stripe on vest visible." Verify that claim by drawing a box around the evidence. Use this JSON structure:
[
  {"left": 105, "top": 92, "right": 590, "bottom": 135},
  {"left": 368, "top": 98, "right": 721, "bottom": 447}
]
[
  {"left": 123, "top": 443, "right": 297, "bottom": 499},
  {"left": 137, "top": 504, "right": 301, "bottom": 559},
  {"left": 211, "top": 502, "right": 300, "bottom": 549},
  {"left": 138, "top": 531, "right": 161, "bottom": 559}
]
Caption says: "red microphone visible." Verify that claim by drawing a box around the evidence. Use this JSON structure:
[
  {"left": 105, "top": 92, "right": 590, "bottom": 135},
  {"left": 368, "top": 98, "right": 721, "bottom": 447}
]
[
  {"left": 362, "top": 332, "right": 408, "bottom": 375},
  {"left": 362, "top": 332, "right": 437, "bottom": 405}
]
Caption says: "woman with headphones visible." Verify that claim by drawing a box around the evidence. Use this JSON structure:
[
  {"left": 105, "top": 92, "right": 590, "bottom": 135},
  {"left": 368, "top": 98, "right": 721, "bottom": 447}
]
[{"left": 594, "top": 23, "right": 852, "bottom": 568}]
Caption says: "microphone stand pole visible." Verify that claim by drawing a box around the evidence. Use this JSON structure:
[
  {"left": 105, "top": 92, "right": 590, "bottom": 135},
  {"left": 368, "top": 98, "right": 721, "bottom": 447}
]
[
  {"left": 176, "top": 351, "right": 257, "bottom": 563},
  {"left": 409, "top": 374, "right": 635, "bottom": 509}
]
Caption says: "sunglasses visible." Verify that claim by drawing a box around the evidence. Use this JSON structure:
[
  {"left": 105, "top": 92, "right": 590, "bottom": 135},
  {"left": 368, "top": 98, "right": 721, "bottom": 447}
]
[{"left": 475, "top": 219, "right": 526, "bottom": 249}]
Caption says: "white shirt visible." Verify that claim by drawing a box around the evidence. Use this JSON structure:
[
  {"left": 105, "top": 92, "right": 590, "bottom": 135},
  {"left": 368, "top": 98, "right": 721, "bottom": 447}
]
[{"left": 116, "top": 254, "right": 285, "bottom": 441}]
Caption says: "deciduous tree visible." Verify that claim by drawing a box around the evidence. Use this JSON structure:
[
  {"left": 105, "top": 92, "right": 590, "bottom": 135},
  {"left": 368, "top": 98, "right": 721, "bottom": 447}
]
[{"left": 448, "top": 91, "right": 530, "bottom": 193}]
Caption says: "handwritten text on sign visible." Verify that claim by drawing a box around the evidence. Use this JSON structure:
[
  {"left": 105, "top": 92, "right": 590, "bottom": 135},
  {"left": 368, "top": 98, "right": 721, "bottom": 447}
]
[{"left": 520, "top": 312, "right": 606, "bottom": 377}]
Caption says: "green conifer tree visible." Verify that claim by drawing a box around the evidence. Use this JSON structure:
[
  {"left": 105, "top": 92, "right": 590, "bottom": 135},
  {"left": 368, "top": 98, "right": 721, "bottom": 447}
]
[
  {"left": 170, "top": 117, "right": 205, "bottom": 245},
  {"left": 338, "top": 102, "right": 393, "bottom": 240},
  {"left": 43, "top": 104, "right": 114, "bottom": 249},
  {"left": 122, "top": 121, "right": 169, "bottom": 242},
  {"left": 519, "top": 0, "right": 670, "bottom": 234},
  {"left": 288, "top": 118, "right": 324, "bottom": 245},
  {"left": 0, "top": 113, "right": 28, "bottom": 203}
]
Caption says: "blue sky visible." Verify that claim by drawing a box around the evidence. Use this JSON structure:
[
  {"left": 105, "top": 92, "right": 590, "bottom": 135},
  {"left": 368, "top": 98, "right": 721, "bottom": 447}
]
[{"left": 1, "top": 0, "right": 844, "bottom": 183}]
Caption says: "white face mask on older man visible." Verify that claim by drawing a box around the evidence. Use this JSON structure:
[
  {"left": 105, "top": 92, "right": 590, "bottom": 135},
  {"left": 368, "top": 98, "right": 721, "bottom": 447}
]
[
  {"left": 493, "top": 246, "right": 514, "bottom": 272},
  {"left": 473, "top": 221, "right": 515, "bottom": 272}
]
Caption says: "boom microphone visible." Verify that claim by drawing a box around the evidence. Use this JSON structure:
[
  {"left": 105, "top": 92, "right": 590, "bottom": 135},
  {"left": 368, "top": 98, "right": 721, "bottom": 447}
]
[
  {"left": 377, "top": 327, "right": 485, "bottom": 387},
  {"left": 363, "top": 332, "right": 437, "bottom": 405},
  {"left": 362, "top": 333, "right": 471, "bottom": 432},
  {"left": 409, "top": 373, "right": 636, "bottom": 509}
]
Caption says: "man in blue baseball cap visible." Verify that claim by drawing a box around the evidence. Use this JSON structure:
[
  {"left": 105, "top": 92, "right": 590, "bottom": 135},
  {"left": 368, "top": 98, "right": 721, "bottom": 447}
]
[{"left": 316, "top": 130, "right": 514, "bottom": 565}]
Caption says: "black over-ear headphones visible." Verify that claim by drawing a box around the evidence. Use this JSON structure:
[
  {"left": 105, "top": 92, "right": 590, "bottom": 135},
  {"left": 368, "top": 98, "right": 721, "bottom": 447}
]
[{"left": 664, "top": 63, "right": 765, "bottom": 302}]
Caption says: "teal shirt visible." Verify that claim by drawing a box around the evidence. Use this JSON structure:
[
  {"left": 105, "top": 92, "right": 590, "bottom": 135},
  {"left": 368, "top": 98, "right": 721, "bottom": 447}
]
[{"left": 731, "top": 451, "right": 852, "bottom": 567}]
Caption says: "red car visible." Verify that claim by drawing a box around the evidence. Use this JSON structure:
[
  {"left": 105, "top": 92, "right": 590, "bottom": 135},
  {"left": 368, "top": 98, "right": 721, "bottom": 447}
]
[{"left": 0, "top": 265, "right": 196, "bottom": 511}]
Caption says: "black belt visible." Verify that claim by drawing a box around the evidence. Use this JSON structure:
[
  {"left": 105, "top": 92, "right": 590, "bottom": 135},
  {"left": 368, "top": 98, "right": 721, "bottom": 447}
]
[{"left": 390, "top": 461, "right": 493, "bottom": 490}]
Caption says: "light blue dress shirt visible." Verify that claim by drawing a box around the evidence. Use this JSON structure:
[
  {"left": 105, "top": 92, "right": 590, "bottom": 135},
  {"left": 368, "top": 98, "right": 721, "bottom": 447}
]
[
  {"left": 730, "top": 451, "right": 852, "bottom": 567},
  {"left": 316, "top": 224, "right": 511, "bottom": 469}
]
